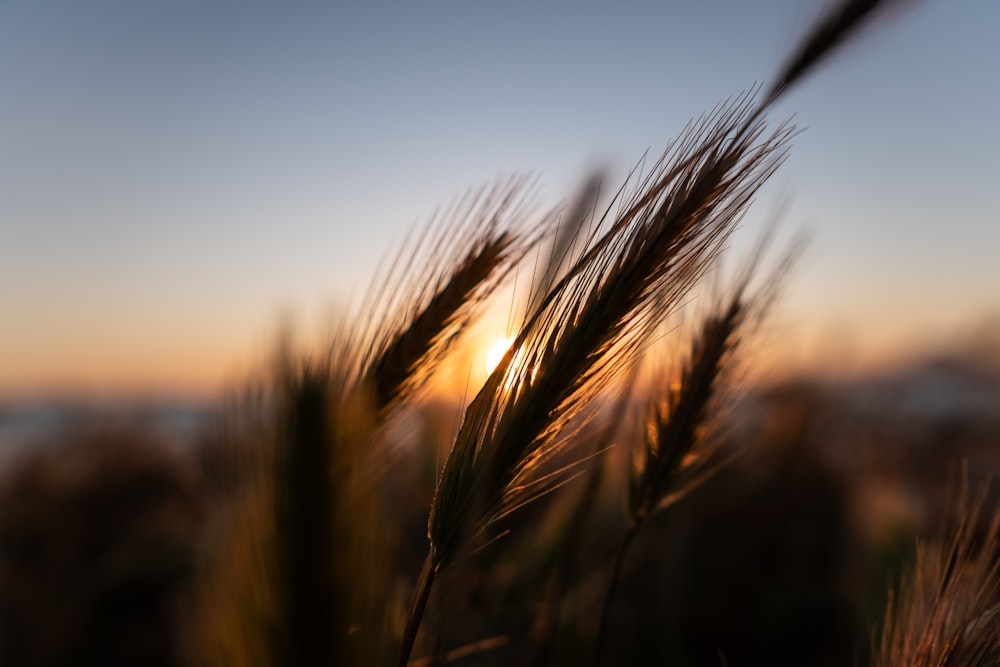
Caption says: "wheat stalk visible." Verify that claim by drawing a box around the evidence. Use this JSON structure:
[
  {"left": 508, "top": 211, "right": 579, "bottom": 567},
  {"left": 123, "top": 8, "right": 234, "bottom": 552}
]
[
  {"left": 396, "top": 96, "right": 792, "bottom": 667},
  {"left": 395, "top": 0, "right": 912, "bottom": 661},
  {"left": 270, "top": 363, "right": 359, "bottom": 665},
  {"left": 766, "top": 0, "right": 916, "bottom": 102},
  {"left": 367, "top": 229, "right": 519, "bottom": 413},
  {"left": 873, "top": 469, "right": 1000, "bottom": 667},
  {"left": 432, "top": 94, "right": 790, "bottom": 558},
  {"left": 595, "top": 286, "right": 751, "bottom": 660},
  {"left": 346, "top": 176, "right": 542, "bottom": 417}
]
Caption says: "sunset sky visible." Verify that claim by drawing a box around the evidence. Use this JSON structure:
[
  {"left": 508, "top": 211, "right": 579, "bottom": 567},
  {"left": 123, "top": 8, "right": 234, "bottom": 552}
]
[{"left": 1, "top": 0, "right": 998, "bottom": 401}]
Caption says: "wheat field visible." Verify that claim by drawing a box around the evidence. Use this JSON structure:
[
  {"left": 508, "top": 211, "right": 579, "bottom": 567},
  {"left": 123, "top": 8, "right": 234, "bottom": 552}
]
[{"left": 1, "top": 1, "right": 998, "bottom": 666}]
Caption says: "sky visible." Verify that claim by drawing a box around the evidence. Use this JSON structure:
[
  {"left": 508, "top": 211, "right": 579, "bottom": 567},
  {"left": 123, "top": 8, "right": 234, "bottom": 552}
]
[{"left": 1, "top": 0, "right": 998, "bottom": 401}]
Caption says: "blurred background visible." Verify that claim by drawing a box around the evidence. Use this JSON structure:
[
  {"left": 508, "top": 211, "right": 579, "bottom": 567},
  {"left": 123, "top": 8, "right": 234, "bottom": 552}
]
[{"left": 1, "top": 1, "right": 998, "bottom": 665}]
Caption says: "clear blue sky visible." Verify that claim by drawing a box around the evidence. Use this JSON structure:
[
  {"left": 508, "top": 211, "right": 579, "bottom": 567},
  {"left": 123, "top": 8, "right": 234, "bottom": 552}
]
[{"left": 1, "top": 0, "right": 997, "bottom": 399}]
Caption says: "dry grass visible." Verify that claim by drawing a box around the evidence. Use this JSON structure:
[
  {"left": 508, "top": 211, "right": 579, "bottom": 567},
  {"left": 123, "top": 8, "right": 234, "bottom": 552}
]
[
  {"left": 352, "top": 176, "right": 540, "bottom": 416},
  {"left": 873, "top": 471, "right": 1000, "bottom": 667},
  {"left": 6, "top": 2, "right": 996, "bottom": 667},
  {"left": 368, "top": 230, "right": 517, "bottom": 413},
  {"left": 597, "top": 290, "right": 750, "bottom": 657},
  {"left": 399, "top": 0, "right": 915, "bottom": 662}
]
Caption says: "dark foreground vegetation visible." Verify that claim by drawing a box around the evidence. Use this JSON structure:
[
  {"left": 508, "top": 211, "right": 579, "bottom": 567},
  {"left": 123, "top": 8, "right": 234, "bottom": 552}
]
[
  {"left": 2, "top": 367, "right": 998, "bottom": 666},
  {"left": 2, "top": 1, "right": 997, "bottom": 665}
]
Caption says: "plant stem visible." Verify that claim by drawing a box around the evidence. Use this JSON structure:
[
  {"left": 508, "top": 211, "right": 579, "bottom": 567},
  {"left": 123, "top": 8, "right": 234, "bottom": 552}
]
[
  {"left": 596, "top": 522, "right": 640, "bottom": 663},
  {"left": 398, "top": 551, "right": 437, "bottom": 667}
]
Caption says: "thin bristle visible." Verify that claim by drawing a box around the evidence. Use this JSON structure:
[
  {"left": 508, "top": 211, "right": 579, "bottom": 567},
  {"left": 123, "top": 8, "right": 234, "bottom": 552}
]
[
  {"left": 429, "top": 94, "right": 792, "bottom": 570},
  {"left": 525, "top": 174, "right": 603, "bottom": 316},
  {"left": 597, "top": 294, "right": 745, "bottom": 660},
  {"left": 873, "top": 472, "right": 1000, "bottom": 667},
  {"left": 394, "top": 2, "right": 920, "bottom": 660},
  {"left": 396, "top": 96, "right": 794, "bottom": 667},
  {"left": 369, "top": 231, "right": 515, "bottom": 412},
  {"left": 597, "top": 236, "right": 798, "bottom": 658},
  {"left": 348, "top": 176, "right": 541, "bottom": 415},
  {"left": 629, "top": 298, "right": 743, "bottom": 524}
]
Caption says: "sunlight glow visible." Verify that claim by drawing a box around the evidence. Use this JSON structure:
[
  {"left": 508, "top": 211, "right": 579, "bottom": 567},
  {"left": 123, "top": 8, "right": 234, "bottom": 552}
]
[{"left": 485, "top": 337, "right": 513, "bottom": 375}]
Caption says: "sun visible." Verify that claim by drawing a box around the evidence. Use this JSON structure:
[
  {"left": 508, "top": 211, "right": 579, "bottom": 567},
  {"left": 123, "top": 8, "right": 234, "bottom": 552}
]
[{"left": 485, "top": 337, "right": 513, "bottom": 374}]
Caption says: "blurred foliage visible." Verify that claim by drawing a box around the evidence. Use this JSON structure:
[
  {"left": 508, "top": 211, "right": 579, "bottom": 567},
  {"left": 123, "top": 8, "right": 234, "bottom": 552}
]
[{"left": 0, "top": 361, "right": 997, "bottom": 666}]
